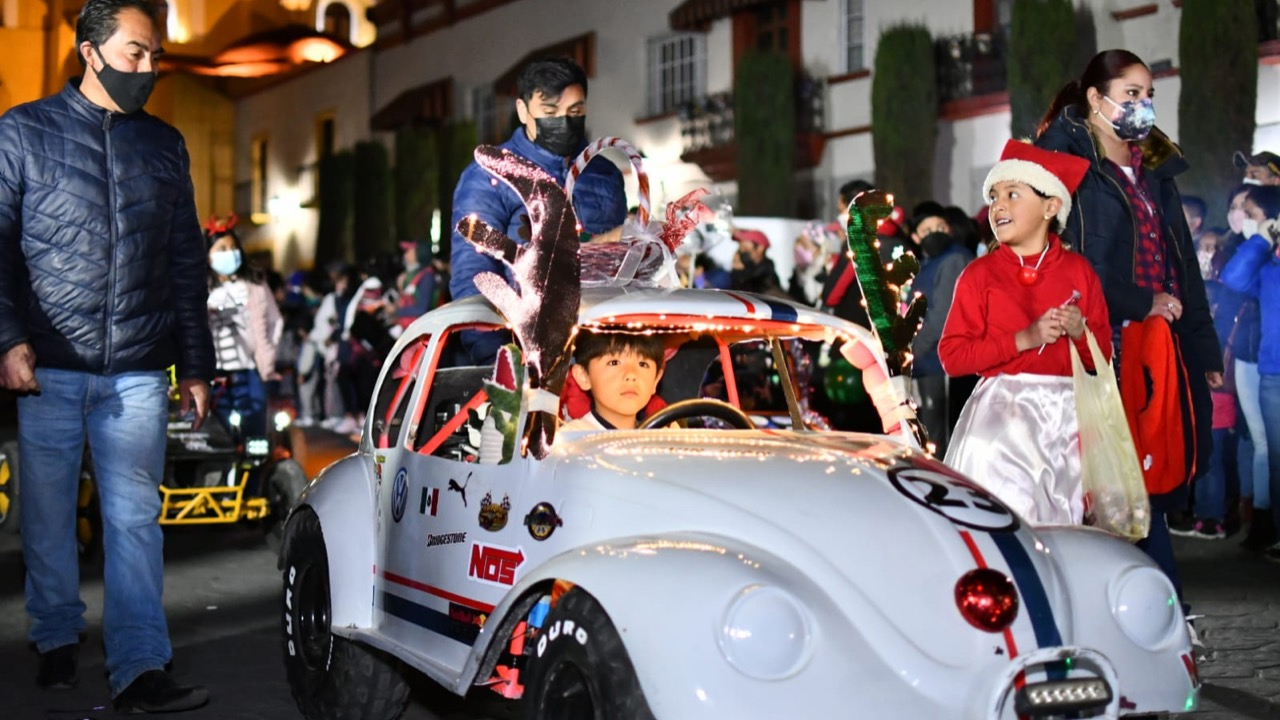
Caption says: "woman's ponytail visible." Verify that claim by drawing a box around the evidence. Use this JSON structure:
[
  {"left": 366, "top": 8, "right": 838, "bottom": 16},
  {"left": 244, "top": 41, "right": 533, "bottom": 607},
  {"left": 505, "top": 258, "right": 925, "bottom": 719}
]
[{"left": 1037, "top": 80, "right": 1082, "bottom": 139}]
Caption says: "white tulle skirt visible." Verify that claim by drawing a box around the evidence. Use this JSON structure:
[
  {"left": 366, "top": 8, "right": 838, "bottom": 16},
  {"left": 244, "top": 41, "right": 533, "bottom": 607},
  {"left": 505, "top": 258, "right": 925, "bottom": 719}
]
[{"left": 944, "top": 374, "right": 1083, "bottom": 526}]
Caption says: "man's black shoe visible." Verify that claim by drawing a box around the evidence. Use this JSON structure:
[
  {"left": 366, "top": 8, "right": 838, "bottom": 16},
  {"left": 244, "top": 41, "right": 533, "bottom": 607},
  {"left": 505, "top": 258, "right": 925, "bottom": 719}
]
[
  {"left": 36, "top": 643, "right": 78, "bottom": 689},
  {"left": 113, "top": 669, "right": 209, "bottom": 714}
]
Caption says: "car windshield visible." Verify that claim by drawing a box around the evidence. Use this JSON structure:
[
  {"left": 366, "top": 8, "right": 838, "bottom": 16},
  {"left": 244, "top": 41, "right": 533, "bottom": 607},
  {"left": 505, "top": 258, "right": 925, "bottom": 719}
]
[{"left": 573, "top": 317, "right": 849, "bottom": 430}]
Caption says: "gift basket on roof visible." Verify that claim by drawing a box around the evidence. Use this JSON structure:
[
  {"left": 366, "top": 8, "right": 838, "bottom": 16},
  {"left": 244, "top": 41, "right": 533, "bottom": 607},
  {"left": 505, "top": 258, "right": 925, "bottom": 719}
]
[{"left": 565, "top": 137, "right": 713, "bottom": 288}]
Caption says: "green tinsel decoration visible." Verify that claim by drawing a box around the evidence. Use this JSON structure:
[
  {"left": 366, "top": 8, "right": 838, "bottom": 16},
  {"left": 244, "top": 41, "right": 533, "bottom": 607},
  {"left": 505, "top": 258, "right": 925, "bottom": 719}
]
[{"left": 844, "top": 190, "right": 927, "bottom": 379}]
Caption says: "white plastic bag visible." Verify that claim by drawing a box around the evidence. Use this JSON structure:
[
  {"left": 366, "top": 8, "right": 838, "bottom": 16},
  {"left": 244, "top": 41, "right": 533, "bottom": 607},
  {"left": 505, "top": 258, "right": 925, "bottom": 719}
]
[{"left": 1070, "top": 329, "right": 1151, "bottom": 541}]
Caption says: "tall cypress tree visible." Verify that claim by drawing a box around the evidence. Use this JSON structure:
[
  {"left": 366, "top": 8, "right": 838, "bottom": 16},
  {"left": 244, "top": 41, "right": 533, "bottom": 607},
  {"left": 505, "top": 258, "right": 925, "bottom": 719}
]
[
  {"left": 1008, "top": 0, "right": 1077, "bottom": 139},
  {"left": 394, "top": 124, "right": 439, "bottom": 248},
  {"left": 735, "top": 50, "right": 796, "bottom": 217},
  {"left": 353, "top": 140, "right": 392, "bottom": 263},
  {"left": 871, "top": 25, "right": 936, "bottom": 210},
  {"left": 1178, "top": 0, "right": 1257, "bottom": 221},
  {"left": 439, "top": 119, "right": 478, "bottom": 258},
  {"left": 315, "top": 150, "right": 354, "bottom": 268}
]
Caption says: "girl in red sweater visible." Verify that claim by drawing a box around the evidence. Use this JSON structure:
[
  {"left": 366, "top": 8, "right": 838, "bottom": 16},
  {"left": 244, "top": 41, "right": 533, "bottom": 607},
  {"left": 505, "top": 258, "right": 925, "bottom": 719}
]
[{"left": 940, "top": 140, "right": 1111, "bottom": 525}]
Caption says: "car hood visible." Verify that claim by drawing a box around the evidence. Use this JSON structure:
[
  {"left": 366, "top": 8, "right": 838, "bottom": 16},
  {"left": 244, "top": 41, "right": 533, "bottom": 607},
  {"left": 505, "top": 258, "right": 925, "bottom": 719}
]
[{"left": 548, "top": 429, "right": 1070, "bottom": 669}]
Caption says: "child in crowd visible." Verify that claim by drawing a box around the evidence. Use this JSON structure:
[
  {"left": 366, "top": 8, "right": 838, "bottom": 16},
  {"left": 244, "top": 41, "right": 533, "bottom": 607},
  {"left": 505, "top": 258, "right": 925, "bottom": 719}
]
[
  {"left": 206, "top": 220, "right": 282, "bottom": 437},
  {"left": 561, "top": 331, "right": 666, "bottom": 431},
  {"left": 940, "top": 140, "right": 1111, "bottom": 525}
]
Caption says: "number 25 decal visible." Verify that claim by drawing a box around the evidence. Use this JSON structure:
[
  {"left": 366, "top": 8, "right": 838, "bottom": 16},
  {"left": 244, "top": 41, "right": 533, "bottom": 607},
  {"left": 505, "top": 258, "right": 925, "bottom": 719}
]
[{"left": 888, "top": 466, "right": 1019, "bottom": 533}]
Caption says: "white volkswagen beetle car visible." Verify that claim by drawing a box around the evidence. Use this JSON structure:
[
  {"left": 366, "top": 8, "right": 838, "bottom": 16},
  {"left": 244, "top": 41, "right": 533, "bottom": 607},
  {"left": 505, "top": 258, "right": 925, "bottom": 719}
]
[{"left": 280, "top": 286, "right": 1199, "bottom": 720}]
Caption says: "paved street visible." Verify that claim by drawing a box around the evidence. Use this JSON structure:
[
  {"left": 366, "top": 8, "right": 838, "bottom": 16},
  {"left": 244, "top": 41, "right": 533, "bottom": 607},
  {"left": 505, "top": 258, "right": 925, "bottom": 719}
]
[{"left": 0, "top": 428, "right": 1277, "bottom": 719}]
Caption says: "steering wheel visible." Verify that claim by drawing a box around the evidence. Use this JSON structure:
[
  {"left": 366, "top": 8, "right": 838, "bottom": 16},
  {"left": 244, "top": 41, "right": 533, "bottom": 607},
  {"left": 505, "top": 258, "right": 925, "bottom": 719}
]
[{"left": 639, "top": 399, "right": 754, "bottom": 430}]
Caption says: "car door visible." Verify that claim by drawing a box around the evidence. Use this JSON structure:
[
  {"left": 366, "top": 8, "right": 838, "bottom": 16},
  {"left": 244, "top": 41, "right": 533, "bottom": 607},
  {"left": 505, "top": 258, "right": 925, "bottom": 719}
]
[{"left": 376, "top": 319, "right": 527, "bottom": 674}]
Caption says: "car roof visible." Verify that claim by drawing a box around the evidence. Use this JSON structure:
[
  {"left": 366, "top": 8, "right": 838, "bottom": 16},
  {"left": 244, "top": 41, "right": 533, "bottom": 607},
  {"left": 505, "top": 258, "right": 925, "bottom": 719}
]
[{"left": 398, "top": 286, "right": 879, "bottom": 352}]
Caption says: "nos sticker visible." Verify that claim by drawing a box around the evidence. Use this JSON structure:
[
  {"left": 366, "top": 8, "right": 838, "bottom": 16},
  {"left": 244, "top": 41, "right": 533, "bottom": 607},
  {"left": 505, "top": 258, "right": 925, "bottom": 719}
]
[
  {"left": 391, "top": 468, "right": 409, "bottom": 523},
  {"left": 887, "top": 466, "right": 1019, "bottom": 532},
  {"left": 468, "top": 542, "right": 525, "bottom": 587}
]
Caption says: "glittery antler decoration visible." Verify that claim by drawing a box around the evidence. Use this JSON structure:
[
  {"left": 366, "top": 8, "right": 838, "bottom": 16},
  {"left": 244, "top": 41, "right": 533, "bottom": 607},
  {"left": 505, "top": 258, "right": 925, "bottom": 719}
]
[
  {"left": 203, "top": 213, "right": 238, "bottom": 236},
  {"left": 843, "top": 190, "right": 929, "bottom": 447},
  {"left": 659, "top": 189, "right": 715, "bottom": 252},
  {"left": 457, "top": 146, "right": 581, "bottom": 459}
]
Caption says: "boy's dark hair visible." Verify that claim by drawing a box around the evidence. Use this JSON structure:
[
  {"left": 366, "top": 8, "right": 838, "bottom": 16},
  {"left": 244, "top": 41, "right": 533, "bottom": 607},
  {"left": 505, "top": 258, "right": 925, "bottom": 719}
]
[
  {"left": 1245, "top": 184, "right": 1280, "bottom": 220},
  {"left": 838, "top": 179, "right": 874, "bottom": 207},
  {"left": 573, "top": 331, "right": 665, "bottom": 369},
  {"left": 76, "top": 0, "right": 158, "bottom": 67},
  {"left": 909, "top": 201, "right": 947, "bottom": 233},
  {"left": 516, "top": 57, "right": 588, "bottom": 104},
  {"left": 1181, "top": 195, "right": 1206, "bottom": 222}
]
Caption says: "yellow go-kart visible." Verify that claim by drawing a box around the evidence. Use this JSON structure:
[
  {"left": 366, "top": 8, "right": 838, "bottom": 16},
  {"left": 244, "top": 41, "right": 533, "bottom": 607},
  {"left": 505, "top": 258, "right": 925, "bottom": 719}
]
[{"left": 0, "top": 376, "right": 308, "bottom": 554}]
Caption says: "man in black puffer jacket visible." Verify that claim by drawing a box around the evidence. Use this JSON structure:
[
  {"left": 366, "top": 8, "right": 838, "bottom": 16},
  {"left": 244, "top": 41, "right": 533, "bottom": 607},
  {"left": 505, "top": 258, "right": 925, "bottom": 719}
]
[{"left": 0, "top": 0, "right": 212, "bottom": 713}]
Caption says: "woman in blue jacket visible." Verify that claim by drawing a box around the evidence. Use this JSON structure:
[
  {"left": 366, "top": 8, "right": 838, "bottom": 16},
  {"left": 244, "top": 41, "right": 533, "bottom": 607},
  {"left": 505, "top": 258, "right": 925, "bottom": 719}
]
[{"left": 1221, "top": 184, "right": 1280, "bottom": 562}]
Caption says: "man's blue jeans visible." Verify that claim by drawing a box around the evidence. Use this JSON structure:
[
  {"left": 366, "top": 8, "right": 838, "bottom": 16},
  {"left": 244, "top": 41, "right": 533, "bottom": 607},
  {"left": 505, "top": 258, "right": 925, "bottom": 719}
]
[
  {"left": 1261, "top": 373, "right": 1280, "bottom": 531},
  {"left": 18, "top": 368, "right": 171, "bottom": 696}
]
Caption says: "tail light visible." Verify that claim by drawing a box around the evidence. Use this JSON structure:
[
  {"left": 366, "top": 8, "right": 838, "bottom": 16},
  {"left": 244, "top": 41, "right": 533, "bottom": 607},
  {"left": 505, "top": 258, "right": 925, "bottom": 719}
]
[{"left": 956, "top": 568, "right": 1019, "bottom": 632}]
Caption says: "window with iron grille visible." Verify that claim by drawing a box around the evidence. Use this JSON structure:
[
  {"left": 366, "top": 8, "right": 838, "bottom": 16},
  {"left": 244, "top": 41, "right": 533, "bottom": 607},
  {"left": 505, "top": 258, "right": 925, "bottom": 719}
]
[
  {"left": 647, "top": 33, "right": 706, "bottom": 116},
  {"left": 472, "top": 84, "right": 498, "bottom": 144},
  {"left": 842, "top": 0, "right": 865, "bottom": 72}
]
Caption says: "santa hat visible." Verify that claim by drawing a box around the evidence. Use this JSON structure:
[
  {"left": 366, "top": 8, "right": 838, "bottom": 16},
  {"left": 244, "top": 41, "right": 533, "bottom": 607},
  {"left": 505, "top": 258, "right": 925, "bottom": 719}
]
[{"left": 982, "top": 140, "right": 1090, "bottom": 228}]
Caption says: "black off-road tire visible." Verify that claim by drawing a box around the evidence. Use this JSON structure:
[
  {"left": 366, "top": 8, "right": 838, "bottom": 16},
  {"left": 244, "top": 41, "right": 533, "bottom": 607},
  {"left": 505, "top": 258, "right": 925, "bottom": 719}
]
[
  {"left": 282, "top": 509, "right": 408, "bottom": 720},
  {"left": 0, "top": 440, "right": 21, "bottom": 534},
  {"left": 521, "top": 588, "right": 655, "bottom": 720}
]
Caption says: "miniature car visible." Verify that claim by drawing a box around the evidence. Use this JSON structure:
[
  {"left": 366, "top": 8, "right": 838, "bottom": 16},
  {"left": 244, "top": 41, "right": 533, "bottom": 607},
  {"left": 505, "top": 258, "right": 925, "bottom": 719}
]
[
  {"left": 280, "top": 286, "right": 1199, "bottom": 720},
  {"left": 0, "top": 377, "right": 305, "bottom": 553}
]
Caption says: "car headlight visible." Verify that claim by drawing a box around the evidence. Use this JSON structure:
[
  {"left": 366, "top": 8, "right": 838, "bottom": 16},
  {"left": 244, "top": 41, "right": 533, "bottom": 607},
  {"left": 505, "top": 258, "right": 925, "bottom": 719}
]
[
  {"left": 718, "top": 585, "right": 813, "bottom": 680},
  {"left": 274, "top": 411, "right": 292, "bottom": 432},
  {"left": 229, "top": 410, "right": 242, "bottom": 428},
  {"left": 1107, "top": 566, "right": 1180, "bottom": 650}
]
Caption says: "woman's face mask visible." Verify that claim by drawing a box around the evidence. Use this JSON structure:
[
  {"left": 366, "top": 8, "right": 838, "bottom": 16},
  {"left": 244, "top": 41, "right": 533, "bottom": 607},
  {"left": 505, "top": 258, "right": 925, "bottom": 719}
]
[
  {"left": 1102, "top": 95, "right": 1156, "bottom": 142},
  {"left": 794, "top": 243, "right": 815, "bottom": 268},
  {"left": 1241, "top": 218, "right": 1260, "bottom": 239}
]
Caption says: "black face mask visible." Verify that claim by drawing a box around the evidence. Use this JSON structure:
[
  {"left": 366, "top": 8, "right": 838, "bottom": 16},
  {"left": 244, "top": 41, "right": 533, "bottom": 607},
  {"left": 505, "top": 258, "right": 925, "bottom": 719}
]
[
  {"left": 920, "top": 231, "right": 953, "bottom": 259},
  {"left": 532, "top": 116, "right": 586, "bottom": 157},
  {"left": 93, "top": 45, "right": 156, "bottom": 114}
]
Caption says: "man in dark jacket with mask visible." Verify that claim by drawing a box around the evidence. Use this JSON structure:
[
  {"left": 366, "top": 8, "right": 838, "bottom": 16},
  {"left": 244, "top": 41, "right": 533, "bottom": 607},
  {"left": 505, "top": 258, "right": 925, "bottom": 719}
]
[
  {"left": 0, "top": 0, "right": 212, "bottom": 712},
  {"left": 450, "top": 57, "right": 626, "bottom": 363}
]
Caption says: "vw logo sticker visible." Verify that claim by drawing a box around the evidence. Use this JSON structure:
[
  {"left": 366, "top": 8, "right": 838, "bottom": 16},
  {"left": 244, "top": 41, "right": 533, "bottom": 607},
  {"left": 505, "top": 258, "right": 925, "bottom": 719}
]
[
  {"left": 391, "top": 467, "right": 409, "bottom": 523},
  {"left": 887, "top": 466, "right": 1019, "bottom": 533}
]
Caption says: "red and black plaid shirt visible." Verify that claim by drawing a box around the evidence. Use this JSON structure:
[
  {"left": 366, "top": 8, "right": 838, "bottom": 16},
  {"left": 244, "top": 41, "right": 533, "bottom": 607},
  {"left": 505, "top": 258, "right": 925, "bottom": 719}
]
[{"left": 1104, "top": 144, "right": 1179, "bottom": 298}]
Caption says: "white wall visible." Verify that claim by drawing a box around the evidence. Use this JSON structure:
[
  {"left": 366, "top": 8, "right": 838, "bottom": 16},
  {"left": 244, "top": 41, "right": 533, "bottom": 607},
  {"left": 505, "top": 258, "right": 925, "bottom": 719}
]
[
  {"left": 372, "top": 0, "right": 704, "bottom": 211},
  {"left": 937, "top": 110, "right": 1014, "bottom": 213},
  {"left": 235, "top": 51, "right": 372, "bottom": 270},
  {"left": 234, "top": 0, "right": 1280, "bottom": 270}
]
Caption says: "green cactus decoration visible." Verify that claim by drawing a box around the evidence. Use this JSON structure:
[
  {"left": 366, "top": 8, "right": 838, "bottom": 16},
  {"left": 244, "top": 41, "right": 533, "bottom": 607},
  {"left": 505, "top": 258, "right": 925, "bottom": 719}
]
[{"left": 844, "top": 189, "right": 927, "bottom": 377}]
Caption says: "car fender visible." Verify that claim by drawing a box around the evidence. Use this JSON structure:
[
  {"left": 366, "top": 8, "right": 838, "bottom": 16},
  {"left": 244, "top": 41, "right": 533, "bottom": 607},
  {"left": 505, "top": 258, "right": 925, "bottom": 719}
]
[
  {"left": 460, "top": 532, "right": 945, "bottom": 719},
  {"left": 287, "top": 453, "right": 377, "bottom": 629},
  {"left": 1035, "top": 526, "right": 1198, "bottom": 714}
]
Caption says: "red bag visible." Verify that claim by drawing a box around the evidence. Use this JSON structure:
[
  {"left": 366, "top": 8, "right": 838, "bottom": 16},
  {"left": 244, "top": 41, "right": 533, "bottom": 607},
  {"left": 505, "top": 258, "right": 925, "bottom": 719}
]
[{"left": 1119, "top": 317, "right": 1196, "bottom": 496}]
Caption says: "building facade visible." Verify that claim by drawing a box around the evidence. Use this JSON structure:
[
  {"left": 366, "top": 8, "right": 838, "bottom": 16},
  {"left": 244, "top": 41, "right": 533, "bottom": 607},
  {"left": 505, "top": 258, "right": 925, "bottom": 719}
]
[{"left": 233, "top": 0, "right": 1280, "bottom": 269}]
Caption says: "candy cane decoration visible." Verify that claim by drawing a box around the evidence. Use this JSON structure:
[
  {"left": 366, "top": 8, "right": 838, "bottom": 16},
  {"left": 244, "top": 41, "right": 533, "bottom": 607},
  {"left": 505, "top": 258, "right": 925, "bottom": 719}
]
[{"left": 565, "top": 137, "right": 650, "bottom": 226}]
